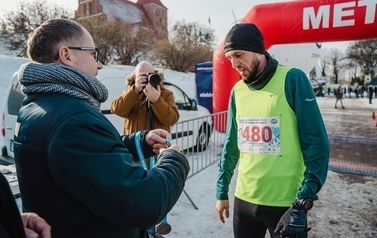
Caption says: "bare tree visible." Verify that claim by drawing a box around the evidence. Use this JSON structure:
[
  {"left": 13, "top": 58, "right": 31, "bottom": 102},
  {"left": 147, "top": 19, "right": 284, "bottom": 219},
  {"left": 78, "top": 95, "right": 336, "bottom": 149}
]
[
  {"left": 340, "top": 57, "right": 362, "bottom": 85},
  {"left": 153, "top": 20, "right": 214, "bottom": 72},
  {"left": 309, "top": 67, "right": 317, "bottom": 78},
  {"left": 329, "top": 48, "right": 348, "bottom": 84},
  {"left": 0, "top": 0, "right": 72, "bottom": 56},
  {"left": 111, "top": 23, "right": 152, "bottom": 65},
  {"left": 77, "top": 18, "right": 118, "bottom": 65},
  {"left": 347, "top": 39, "right": 377, "bottom": 78},
  {"left": 171, "top": 19, "right": 216, "bottom": 47},
  {"left": 154, "top": 37, "right": 213, "bottom": 72},
  {"left": 78, "top": 17, "right": 153, "bottom": 65},
  {"left": 319, "top": 49, "right": 330, "bottom": 77}
]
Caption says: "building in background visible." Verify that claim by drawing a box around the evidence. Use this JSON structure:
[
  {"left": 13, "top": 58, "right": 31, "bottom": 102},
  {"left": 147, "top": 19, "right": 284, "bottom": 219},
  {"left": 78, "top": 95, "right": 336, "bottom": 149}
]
[{"left": 75, "top": 0, "right": 168, "bottom": 39}]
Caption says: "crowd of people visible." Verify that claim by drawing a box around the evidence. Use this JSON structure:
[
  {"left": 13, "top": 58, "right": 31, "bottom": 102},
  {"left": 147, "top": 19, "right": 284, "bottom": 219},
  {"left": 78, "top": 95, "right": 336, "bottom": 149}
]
[
  {"left": 323, "top": 84, "right": 377, "bottom": 99},
  {"left": 317, "top": 84, "right": 376, "bottom": 107}
]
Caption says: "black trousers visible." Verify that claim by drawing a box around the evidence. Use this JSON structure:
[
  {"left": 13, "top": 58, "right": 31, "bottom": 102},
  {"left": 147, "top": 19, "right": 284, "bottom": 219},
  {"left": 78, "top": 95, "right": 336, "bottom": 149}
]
[{"left": 233, "top": 197, "right": 308, "bottom": 238}]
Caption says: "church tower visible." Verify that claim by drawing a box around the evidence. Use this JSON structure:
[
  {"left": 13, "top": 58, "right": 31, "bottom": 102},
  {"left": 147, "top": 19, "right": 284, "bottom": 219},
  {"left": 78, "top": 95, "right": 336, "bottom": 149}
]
[{"left": 136, "top": 0, "right": 168, "bottom": 39}]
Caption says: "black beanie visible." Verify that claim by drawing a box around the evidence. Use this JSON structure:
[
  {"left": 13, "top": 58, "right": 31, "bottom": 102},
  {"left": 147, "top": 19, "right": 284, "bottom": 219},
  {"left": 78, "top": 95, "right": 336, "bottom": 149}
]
[{"left": 224, "top": 23, "right": 265, "bottom": 54}]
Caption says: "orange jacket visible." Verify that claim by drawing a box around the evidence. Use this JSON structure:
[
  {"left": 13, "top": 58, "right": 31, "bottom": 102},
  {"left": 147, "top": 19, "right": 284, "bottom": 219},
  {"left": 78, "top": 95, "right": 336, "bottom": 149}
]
[{"left": 110, "top": 84, "right": 179, "bottom": 134}]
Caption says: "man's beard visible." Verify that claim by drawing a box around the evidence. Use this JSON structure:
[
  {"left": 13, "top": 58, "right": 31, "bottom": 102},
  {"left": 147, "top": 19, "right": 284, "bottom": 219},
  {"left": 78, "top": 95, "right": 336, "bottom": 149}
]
[{"left": 242, "top": 58, "right": 260, "bottom": 84}]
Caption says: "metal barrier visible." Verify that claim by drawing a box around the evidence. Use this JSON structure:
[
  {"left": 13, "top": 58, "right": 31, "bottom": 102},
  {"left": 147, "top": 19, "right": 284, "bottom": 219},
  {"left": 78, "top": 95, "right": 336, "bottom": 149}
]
[
  {"left": 171, "top": 111, "right": 228, "bottom": 209},
  {"left": 171, "top": 111, "right": 228, "bottom": 179}
]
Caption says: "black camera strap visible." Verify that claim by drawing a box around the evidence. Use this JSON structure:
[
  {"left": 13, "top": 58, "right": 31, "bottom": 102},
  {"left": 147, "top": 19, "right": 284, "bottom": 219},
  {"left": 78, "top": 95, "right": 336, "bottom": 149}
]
[{"left": 147, "top": 99, "right": 154, "bottom": 130}]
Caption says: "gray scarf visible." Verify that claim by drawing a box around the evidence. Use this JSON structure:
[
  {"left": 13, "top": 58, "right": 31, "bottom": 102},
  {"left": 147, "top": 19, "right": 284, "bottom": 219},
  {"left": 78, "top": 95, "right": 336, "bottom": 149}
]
[{"left": 18, "top": 62, "right": 108, "bottom": 109}]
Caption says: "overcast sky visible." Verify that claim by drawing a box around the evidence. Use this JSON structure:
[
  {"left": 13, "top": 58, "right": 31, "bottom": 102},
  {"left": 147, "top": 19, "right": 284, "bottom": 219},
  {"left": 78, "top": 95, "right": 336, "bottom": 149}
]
[{"left": 0, "top": 0, "right": 351, "bottom": 50}]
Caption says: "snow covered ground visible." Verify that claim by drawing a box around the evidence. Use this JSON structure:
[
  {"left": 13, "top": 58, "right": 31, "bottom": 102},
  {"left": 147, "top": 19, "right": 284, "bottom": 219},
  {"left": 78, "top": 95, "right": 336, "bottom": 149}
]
[{"left": 1, "top": 55, "right": 377, "bottom": 237}]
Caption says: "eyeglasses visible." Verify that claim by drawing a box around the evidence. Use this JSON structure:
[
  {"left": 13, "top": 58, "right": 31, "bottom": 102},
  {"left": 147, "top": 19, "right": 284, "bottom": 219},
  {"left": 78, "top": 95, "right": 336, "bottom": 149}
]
[
  {"left": 53, "top": 46, "right": 99, "bottom": 62},
  {"left": 68, "top": 47, "right": 99, "bottom": 62}
]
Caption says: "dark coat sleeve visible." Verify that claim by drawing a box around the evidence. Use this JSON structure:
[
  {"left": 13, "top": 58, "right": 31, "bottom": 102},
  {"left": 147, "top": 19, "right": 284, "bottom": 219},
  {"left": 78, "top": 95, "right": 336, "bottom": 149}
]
[
  {"left": 48, "top": 110, "right": 190, "bottom": 228},
  {"left": 0, "top": 173, "right": 26, "bottom": 238},
  {"left": 121, "top": 130, "right": 155, "bottom": 162}
]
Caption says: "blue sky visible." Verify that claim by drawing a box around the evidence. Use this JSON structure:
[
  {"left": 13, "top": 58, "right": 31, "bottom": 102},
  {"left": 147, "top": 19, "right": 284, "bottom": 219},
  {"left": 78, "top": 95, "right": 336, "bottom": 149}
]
[{"left": 1, "top": 0, "right": 350, "bottom": 50}]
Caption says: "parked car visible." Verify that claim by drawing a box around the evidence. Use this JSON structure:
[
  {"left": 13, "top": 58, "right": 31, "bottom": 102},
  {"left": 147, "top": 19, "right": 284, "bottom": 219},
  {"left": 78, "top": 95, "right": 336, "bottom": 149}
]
[{"left": 1, "top": 67, "right": 212, "bottom": 165}]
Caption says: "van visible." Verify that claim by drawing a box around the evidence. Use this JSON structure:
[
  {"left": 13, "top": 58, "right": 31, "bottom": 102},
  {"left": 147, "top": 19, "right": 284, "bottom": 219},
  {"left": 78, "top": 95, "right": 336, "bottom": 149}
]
[{"left": 1, "top": 72, "right": 22, "bottom": 165}]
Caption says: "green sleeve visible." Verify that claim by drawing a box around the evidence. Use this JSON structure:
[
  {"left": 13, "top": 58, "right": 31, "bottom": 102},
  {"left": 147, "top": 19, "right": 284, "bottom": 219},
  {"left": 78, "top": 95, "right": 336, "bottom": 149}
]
[
  {"left": 216, "top": 89, "right": 240, "bottom": 200},
  {"left": 284, "top": 68, "right": 330, "bottom": 201}
]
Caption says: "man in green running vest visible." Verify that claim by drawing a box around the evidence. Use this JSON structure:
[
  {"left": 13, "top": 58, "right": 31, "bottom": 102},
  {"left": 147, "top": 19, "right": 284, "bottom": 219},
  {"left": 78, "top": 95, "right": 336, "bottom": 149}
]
[{"left": 215, "top": 23, "right": 330, "bottom": 238}]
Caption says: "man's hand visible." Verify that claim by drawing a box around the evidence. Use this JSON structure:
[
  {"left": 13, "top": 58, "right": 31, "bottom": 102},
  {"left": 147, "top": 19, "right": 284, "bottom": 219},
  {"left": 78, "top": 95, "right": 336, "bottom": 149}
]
[
  {"left": 21, "top": 212, "right": 51, "bottom": 238},
  {"left": 134, "top": 73, "right": 148, "bottom": 93},
  {"left": 143, "top": 83, "right": 161, "bottom": 103},
  {"left": 216, "top": 200, "right": 230, "bottom": 223},
  {"left": 146, "top": 129, "right": 171, "bottom": 153},
  {"left": 274, "top": 201, "right": 311, "bottom": 237}
]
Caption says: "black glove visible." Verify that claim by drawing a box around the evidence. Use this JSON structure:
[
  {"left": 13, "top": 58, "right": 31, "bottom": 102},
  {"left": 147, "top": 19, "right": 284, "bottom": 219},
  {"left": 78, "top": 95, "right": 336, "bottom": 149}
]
[{"left": 274, "top": 200, "right": 311, "bottom": 237}]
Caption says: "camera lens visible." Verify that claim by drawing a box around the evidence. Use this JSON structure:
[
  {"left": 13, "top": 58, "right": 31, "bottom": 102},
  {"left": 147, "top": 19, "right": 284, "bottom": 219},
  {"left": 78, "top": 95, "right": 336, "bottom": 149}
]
[{"left": 148, "top": 73, "right": 161, "bottom": 88}]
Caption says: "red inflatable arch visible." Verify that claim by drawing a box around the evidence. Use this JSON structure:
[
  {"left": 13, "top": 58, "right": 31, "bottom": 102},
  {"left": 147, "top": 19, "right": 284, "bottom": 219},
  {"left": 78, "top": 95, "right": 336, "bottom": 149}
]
[{"left": 213, "top": 0, "right": 377, "bottom": 132}]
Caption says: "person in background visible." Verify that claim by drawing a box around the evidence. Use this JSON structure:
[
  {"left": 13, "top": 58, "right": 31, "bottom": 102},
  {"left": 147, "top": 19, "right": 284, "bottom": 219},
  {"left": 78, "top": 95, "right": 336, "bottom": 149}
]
[
  {"left": 360, "top": 85, "right": 365, "bottom": 98},
  {"left": 14, "top": 18, "right": 189, "bottom": 238},
  {"left": 111, "top": 61, "right": 179, "bottom": 138},
  {"left": 348, "top": 86, "right": 352, "bottom": 98},
  {"left": 335, "top": 85, "right": 345, "bottom": 109},
  {"left": 0, "top": 173, "right": 51, "bottom": 238},
  {"left": 354, "top": 86, "right": 359, "bottom": 98},
  {"left": 368, "top": 84, "right": 373, "bottom": 104},
  {"left": 111, "top": 61, "right": 179, "bottom": 238},
  {"left": 215, "top": 23, "right": 330, "bottom": 238}
]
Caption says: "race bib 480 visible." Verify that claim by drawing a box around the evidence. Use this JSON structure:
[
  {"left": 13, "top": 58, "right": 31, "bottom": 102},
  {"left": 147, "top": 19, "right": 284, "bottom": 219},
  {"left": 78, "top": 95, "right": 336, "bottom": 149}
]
[{"left": 237, "top": 117, "right": 281, "bottom": 155}]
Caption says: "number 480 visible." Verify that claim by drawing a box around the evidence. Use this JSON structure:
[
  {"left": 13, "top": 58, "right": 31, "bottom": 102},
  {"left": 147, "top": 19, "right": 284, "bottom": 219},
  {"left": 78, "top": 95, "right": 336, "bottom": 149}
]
[{"left": 242, "top": 126, "right": 272, "bottom": 143}]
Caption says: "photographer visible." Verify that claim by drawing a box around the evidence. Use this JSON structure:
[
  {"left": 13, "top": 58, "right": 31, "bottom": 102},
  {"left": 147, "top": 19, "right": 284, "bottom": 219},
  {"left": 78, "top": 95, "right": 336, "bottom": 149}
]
[
  {"left": 111, "top": 61, "right": 179, "bottom": 136},
  {"left": 111, "top": 61, "right": 179, "bottom": 238}
]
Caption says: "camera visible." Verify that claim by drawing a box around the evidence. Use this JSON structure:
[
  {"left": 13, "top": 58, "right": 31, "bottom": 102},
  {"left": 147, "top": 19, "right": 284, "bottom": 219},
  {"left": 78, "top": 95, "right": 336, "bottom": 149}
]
[{"left": 147, "top": 73, "right": 161, "bottom": 88}]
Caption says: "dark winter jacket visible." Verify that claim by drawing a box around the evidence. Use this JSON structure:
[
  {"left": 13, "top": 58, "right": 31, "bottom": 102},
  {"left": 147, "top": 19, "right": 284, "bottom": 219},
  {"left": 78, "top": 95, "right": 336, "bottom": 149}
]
[
  {"left": 0, "top": 173, "right": 25, "bottom": 238},
  {"left": 335, "top": 87, "right": 343, "bottom": 98},
  {"left": 14, "top": 93, "right": 189, "bottom": 238}
]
